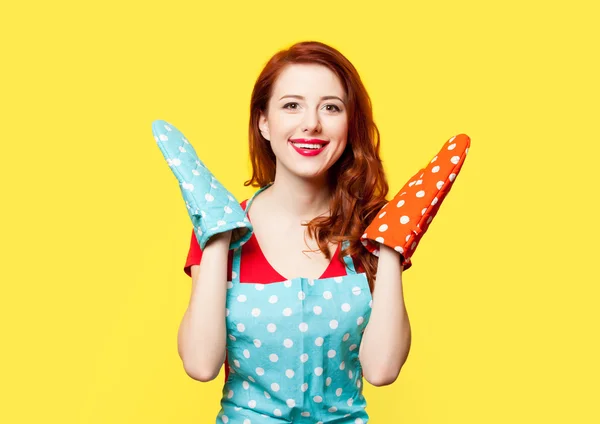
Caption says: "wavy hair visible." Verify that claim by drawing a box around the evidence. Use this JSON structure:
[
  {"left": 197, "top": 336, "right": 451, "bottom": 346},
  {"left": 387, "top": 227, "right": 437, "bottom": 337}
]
[{"left": 244, "top": 40, "right": 389, "bottom": 291}]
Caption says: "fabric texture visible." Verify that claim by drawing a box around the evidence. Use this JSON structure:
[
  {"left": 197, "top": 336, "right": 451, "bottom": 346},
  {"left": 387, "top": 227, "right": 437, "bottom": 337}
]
[
  {"left": 152, "top": 119, "right": 253, "bottom": 250},
  {"left": 216, "top": 184, "right": 373, "bottom": 423},
  {"left": 361, "top": 133, "right": 471, "bottom": 271},
  {"left": 184, "top": 195, "right": 367, "bottom": 388}
]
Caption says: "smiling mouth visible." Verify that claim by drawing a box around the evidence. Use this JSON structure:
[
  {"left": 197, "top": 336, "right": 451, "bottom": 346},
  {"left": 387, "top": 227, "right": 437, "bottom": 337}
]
[
  {"left": 290, "top": 142, "right": 326, "bottom": 150},
  {"left": 288, "top": 140, "right": 329, "bottom": 156}
]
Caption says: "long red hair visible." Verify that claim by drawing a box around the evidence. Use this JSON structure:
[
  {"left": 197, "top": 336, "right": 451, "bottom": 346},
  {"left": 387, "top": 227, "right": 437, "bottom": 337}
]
[{"left": 244, "top": 40, "right": 389, "bottom": 291}]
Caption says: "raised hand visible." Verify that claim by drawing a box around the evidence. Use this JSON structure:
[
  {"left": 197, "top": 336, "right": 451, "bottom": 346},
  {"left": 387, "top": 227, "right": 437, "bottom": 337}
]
[
  {"left": 152, "top": 120, "right": 253, "bottom": 250},
  {"left": 361, "top": 134, "right": 471, "bottom": 271}
]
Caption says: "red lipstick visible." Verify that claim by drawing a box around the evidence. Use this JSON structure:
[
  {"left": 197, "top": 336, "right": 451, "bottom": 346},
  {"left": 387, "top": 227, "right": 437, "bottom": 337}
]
[{"left": 289, "top": 138, "right": 329, "bottom": 157}]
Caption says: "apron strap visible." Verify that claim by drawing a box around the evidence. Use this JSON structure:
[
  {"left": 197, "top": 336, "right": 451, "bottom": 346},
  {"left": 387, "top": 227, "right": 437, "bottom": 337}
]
[
  {"left": 231, "top": 183, "right": 273, "bottom": 284},
  {"left": 231, "top": 245, "right": 242, "bottom": 284},
  {"left": 243, "top": 182, "right": 273, "bottom": 220},
  {"left": 341, "top": 240, "right": 358, "bottom": 275}
]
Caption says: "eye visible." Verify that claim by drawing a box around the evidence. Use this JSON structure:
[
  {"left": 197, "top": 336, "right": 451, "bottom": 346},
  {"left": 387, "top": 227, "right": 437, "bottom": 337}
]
[{"left": 282, "top": 102, "right": 342, "bottom": 112}]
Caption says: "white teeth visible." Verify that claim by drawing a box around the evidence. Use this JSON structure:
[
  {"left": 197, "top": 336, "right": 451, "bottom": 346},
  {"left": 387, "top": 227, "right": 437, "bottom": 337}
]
[{"left": 292, "top": 142, "right": 323, "bottom": 149}]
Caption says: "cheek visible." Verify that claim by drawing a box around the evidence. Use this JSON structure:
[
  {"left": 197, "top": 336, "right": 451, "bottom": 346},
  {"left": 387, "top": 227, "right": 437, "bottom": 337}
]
[
  {"left": 336, "top": 124, "right": 348, "bottom": 147},
  {"left": 273, "top": 113, "right": 301, "bottom": 135},
  {"left": 332, "top": 138, "right": 348, "bottom": 161},
  {"left": 334, "top": 119, "right": 349, "bottom": 139}
]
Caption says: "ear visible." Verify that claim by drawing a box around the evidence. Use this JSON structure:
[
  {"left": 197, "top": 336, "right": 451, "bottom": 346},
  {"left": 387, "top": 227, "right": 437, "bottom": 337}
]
[{"left": 258, "top": 112, "right": 270, "bottom": 141}]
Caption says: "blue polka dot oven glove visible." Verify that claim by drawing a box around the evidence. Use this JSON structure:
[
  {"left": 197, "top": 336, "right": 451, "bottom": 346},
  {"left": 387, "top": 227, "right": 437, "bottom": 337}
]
[{"left": 152, "top": 120, "right": 253, "bottom": 250}]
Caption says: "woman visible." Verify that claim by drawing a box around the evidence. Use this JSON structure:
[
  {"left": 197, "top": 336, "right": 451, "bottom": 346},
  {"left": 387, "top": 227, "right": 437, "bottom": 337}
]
[{"left": 180, "top": 41, "right": 411, "bottom": 423}]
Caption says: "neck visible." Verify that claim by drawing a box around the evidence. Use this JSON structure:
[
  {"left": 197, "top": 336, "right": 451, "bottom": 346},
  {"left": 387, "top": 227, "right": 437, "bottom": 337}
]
[{"left": 263, "top": 173, "right": 331, "bottom": 222}]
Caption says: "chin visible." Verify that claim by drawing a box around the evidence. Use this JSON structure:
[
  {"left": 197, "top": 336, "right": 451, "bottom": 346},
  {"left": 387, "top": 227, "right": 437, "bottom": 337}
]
[{"left": 278, "top": 161, "right": 323, "bottom": 179}]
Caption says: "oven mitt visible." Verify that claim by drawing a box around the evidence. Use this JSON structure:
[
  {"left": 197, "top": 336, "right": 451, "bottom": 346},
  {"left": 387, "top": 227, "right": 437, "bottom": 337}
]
[
  {"left": 360, "top": 134, "right": 471, "bottom": 271},
  {"left": 152, "top": 119, "right": 253, "bottom": 250}
]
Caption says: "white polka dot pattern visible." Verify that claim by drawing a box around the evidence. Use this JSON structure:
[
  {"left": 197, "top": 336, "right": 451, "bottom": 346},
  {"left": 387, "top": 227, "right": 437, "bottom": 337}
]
[
  {"left": 361, "top": 134, "right": 471, "bottom": 271},
  {"left": 152, "top": 119, "right": 253, "bottom": 250},
  {"left": 216, "top": 236, "right": 372, "bottom": 423}
]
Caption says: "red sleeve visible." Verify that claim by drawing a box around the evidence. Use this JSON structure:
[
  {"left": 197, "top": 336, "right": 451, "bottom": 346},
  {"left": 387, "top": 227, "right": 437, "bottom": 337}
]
[
  {"left": 183, "top": 230, "right": 203, "bottom": 278},
  {"left": 354, "top": 257, "right": 366, "bottom": 274},
  {"left": 183, "top": 229, "right": 236, "bottom": 280}
]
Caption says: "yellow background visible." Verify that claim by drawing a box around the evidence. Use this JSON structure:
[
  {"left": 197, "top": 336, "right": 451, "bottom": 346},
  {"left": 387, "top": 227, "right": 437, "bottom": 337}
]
[{"left": 1, "top": 0, "right": 598, "bottom": 422}]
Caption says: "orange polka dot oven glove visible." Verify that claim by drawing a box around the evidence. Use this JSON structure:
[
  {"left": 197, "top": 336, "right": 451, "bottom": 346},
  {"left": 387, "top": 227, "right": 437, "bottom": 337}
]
[{"left": 360, "top": 134, "right": 471, "bottom": 271}]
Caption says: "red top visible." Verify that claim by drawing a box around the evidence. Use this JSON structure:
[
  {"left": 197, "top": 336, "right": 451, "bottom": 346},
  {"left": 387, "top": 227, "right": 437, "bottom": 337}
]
[{"left": 183, "top": 198, "right": 365, "bottom": 382}]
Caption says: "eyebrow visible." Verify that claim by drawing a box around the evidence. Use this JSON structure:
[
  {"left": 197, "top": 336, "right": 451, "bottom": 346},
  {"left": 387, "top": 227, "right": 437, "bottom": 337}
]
[{"left": 279, "top": 94, "right": 346, "bottom": 104}]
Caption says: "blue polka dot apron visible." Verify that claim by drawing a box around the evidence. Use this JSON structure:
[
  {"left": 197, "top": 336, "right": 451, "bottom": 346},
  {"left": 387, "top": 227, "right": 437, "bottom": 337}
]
[{"left": 216, "top": 185, "right": 373, "bottom": 423}]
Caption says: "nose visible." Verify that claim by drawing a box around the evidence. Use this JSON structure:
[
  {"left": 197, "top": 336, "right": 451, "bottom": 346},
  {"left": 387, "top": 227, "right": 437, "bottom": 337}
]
[{"left": 301, "top": 109, "right": 321, "bottom": 133}]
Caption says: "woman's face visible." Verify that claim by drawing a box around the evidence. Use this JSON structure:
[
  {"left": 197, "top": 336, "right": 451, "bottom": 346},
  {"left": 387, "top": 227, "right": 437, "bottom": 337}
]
[{"left": 259, "top": 63, "right": 349, "bottom": 182}]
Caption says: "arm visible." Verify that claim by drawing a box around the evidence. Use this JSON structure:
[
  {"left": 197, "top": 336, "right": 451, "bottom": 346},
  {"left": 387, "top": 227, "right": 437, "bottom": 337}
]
[
  {"left": 177, "top": 231, "right": 231, "bottom": 381},
  {"left": 358, "top": 133, "right": 471, "bottom": 385},
  {"left": 359, "top": 245, "right": 411, "bottom": 386}
]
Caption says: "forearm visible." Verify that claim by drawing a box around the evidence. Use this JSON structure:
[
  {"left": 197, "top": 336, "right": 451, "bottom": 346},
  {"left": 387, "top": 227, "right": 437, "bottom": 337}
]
[
  {"left": 359, "top": 244, "right": 411, "bottom": 386},
  {"left": 178, "top": 232, "right": 231, "bottom": 381}
]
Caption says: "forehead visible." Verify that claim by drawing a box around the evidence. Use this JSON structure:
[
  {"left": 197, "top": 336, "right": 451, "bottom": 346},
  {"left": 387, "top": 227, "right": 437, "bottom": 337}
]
[{"left": 272, "top": 63, "right": 346, "bottom": 99}]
